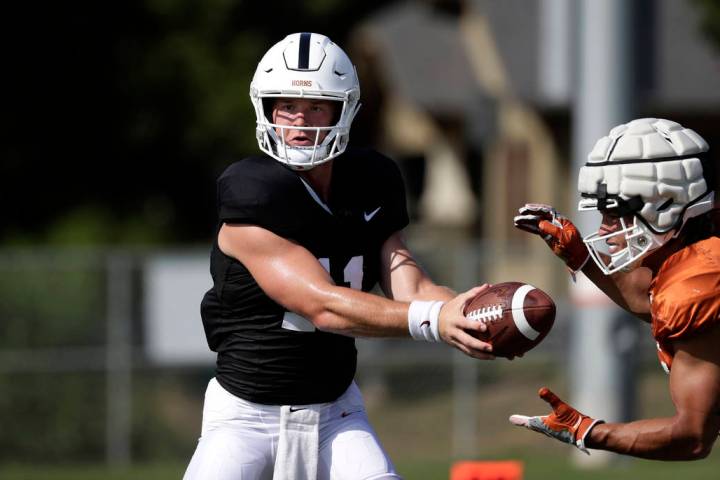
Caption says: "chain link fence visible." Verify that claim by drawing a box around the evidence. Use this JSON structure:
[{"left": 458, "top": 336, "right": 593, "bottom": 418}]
[{"left": 0, "top": 245, "right": 660, "bottom": 466}]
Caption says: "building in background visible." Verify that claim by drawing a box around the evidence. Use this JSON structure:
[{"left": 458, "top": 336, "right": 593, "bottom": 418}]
[{"left": 349, "top": 0, "right": 720, "bottom": 291}]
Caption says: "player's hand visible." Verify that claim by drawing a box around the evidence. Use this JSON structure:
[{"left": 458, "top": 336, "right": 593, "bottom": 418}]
[
  {"left": 513, "top": 203, "right": 589, "bottom": 272},
  {"left": 438, "top": 285, "right": 495, "bottom": 360},
  {"left": 509, "top": 387, "right": 604, "bottom": 454}
]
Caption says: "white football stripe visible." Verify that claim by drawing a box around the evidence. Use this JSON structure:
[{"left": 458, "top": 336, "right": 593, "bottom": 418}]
[{"left": 511, "top": 284, "right": 540, "bottom": 341}]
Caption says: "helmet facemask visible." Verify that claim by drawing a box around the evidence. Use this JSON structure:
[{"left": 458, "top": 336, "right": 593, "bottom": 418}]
[
  {"left": 252, "top": 93, "right": 359, "bottom": 170},
  {"left": 579, "top": 199, "right": 673, "bottom": 274}
]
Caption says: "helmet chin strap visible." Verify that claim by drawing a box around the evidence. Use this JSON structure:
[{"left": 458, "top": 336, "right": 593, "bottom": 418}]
[
  {"left": 263, "top": 124, "right": 338, "bottom": 169},
  {"left": 283, "top": 144, "right": 331, "bottom": 170}
]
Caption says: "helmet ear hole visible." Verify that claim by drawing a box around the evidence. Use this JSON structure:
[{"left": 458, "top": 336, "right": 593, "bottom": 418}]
[
  {"left": 330, "top": 101, "right": 342, "bottom": 125},
  {"left": 262, "top": 99, "right": 275, "bottom": 122}
]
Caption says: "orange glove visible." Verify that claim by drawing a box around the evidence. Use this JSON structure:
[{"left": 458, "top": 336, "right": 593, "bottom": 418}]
[
  {"left": 513, "top": 203, "right": 589, "bottom": 272},
  {"left": 509, "top": 387, "right": 604, "bottom": 454}
]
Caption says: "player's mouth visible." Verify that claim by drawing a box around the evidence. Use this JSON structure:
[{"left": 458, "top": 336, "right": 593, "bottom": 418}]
[
  {"left": 606, "top": 239, "right": 625, "bottom": 254},
  {"left": 286, "top": 134, "right": 315, "bottom": 147}
]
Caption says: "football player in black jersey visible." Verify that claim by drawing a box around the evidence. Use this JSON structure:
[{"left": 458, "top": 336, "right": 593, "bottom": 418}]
[{"left": 184, "top": 32, "right": 494, "bottom": 480}]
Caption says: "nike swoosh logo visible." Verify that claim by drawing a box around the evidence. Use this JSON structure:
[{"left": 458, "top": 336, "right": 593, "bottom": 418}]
[
  {"left": 289, "top": 407, "right": 307, "bottom": 412},
  {"left": 364, "top": 206, "right": 381, "bottom": 222},
  {"left": 341, "top": 410, "right": 360, "bottom": 418}
]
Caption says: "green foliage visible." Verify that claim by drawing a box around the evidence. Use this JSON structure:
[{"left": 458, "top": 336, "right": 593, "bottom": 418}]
[
  {"left": 0, "top": 373, "right": 106, "bottom": 462},
  {"left": 130, "top": 373, "right": 204, "bottom": 461},
  {"left": 124, "top": 0, "right": 263, "bottom": 156},
  {"left": 0, "top": 258, "right": 104, "bottom": 348},
  {"left": 5, "top": 0, "right": 389, "bottom": 246},
  {"left": 44, "top": 205, "right": 174, "bottom": 245},
  {"left": 694, "top": 0, "right": 720, "bottom": 51}
]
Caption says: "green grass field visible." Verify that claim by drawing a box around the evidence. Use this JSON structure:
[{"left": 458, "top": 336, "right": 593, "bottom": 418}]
[
  {"left": 2, "top": 453, "right": 720, "bottom": 480},
  {"left": 4, "top": 364, "right": 718, "bottom": 479}
]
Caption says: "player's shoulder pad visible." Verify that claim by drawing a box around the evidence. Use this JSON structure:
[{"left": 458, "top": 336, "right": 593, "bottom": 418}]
[
  {"left": 338, "top": 147, "right": 405, "bottom": 184},
  {"left": 219, "top": 155, "right": 297, "bottom": 196},
  {"left": 216, "top": 155, "right": 306, "bottom": 234},
  {"left": 339, "top": 145, "right": 395, "bottom": 165},
  {"left": 651, "top": 237, "right": 720, "bottom": 341}
]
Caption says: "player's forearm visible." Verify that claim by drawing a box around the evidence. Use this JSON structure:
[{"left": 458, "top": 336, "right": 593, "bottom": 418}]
[
  {"left": 580, "top": 261, "right": 651, "bottom": 319},
  {"left": 587, "top": 417, "right": 714, "bottom": 460},
  {"left": 409, "top": 281, "right": 455, "bottom": 302},
  {"left": 309, "top": 286, "right": 412, "bottom": 337},
  {"left": 381, "top": 264, "right": 455, "bottom": 303},
  {"left": 581, "top": 263, "right": 632, "bottom": 311}
]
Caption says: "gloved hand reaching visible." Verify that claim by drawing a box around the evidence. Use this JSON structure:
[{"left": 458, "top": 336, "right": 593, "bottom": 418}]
[
  {"left": 509, "top": 387, "right": 604, "bottom": 454},
  {"left": 513, "top": 203, "right": 589, "bottom": 272}
]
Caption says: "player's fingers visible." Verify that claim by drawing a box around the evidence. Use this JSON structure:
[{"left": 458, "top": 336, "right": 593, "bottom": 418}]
[
  {"left": 460, "top": 284, "right": 491, "bottom": 302},
  {"left": 452, "top": 342, "right": 471, "bottom": 356},
  {"left": 460, "top": 315, "right": 488, "bottom": 333},
  {"left": 513, "top": 214, "right": 542, "bottom": 234},
  {"left": 451, "top": 339, "right": 494, "bottom": 360},
  {"left": 469, "top": 351, "right": 496, "bottom": 360},
  {"left": 459, "top": 285, "right": 492, "bottom": 332},
  {"left": 518, "top": 203, "right": 554, "bottom": 215},
  {"left": 537, "top": 220, "right": 562, "bottom": 238},
  {"left": 508, "top": 414, "right": 532, "bottom": 427},
  {"left": 514, "top": 212, "right": 547, "bottom": 223},
  {"left": 453, "top": 329, "right": 494, "bottom": 355},
  {"left": 538, "top": 387, "right": 565, "bottom": 410}
]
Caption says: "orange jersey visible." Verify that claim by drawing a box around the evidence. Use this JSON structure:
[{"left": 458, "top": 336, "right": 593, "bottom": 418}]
[{"left": 650, "top": 236, "right": 720, "bottom": 371}]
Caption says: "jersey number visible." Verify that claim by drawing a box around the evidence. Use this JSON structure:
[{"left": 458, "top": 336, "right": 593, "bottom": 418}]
[
  {"left": 281, "top": 256, "right": 364, "bottom": 332},
  {"left": 318, "top": 256, "right": 363, "bottom": 290}
]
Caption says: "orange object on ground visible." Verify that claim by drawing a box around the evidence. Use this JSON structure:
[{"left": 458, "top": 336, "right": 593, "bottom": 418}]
[{"left": 450, "top": 460, "right": 523, "bottom": 480}]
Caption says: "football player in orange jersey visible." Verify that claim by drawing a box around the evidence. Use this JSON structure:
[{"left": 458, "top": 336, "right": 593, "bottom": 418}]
[{"left": 510, "top": 118, "right": 720, "bottom": 460}]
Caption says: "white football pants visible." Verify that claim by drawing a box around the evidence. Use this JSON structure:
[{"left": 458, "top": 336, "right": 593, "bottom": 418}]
[{"left": 183, "top": 378, "right": 401, "bottom": 480}]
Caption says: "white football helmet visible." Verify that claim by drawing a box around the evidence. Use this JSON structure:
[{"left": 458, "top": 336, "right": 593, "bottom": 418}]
[
  {"left": 577, "top": 118, "right": 714, "bottom": 274},
  {"left": 249, "top": 32, "right": 361, "bottom": 170}
]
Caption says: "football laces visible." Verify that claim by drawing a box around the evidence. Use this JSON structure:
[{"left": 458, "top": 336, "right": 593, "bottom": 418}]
[{"left": 466, "top": 304, "right": 503, "bottom": 323}]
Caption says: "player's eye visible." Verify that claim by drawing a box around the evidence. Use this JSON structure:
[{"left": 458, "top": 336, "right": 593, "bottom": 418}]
[{"left": 277, "top": 102, "right": 295, "bottom": 112}]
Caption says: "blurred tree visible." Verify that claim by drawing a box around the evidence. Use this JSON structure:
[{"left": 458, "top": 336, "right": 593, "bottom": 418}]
[
  {"left": 695, "top": 0, "right": 720, "bottom": 51},
  {"left": 2, "top": 0, "right": 387, "bottom": 245}
]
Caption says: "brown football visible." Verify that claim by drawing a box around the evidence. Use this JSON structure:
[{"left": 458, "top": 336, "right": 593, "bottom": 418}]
[{"left": 463, "top": 282, "right": 556, "bottom": 358}]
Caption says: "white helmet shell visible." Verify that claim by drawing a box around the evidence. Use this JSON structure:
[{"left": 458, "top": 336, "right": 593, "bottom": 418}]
[
  {"left": 577, "top": 118, "right": 714, "bottom": 274},
  {"left": 249, "top": 32, "right": 361, "bottom": 170}
]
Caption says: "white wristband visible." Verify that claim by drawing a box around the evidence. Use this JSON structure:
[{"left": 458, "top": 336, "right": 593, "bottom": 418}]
[{"left": 408, "top": 300, "right": 445, "bottom": 342}]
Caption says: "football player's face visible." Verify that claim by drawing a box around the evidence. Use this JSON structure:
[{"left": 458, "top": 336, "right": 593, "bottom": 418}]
[
  {"left": 598, "top": 211, "right": 633, "bottom": 253},
  {"left": 272, "top": 99, "right": 336, "bottom": 146}
]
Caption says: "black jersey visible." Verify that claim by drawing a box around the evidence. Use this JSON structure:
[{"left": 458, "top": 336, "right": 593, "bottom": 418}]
[{"left": 200, "top": 148, "right": 409, "bottom": 405}]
